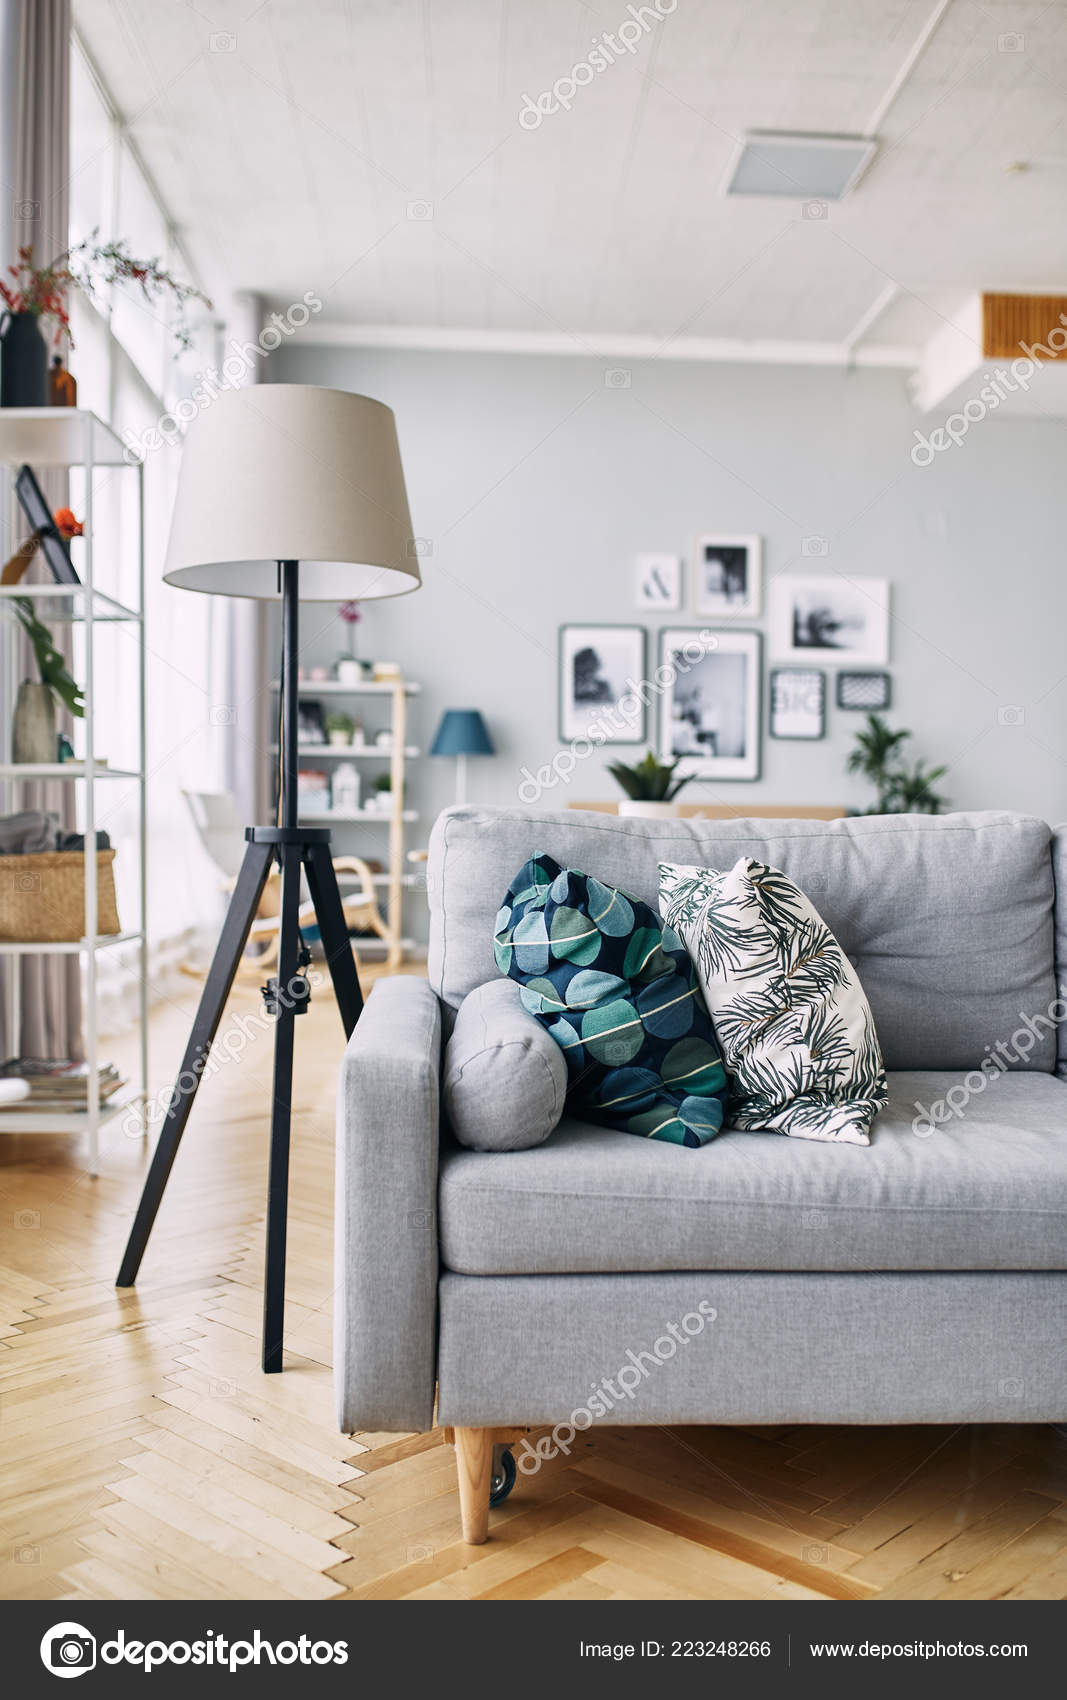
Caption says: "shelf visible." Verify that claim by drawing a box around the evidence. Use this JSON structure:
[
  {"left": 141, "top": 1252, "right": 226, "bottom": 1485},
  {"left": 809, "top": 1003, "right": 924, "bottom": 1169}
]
[
  {"left": 272, "top": 679, "right": 421, "bottom": 695},
  {"left": 0, "top": 408, "right": 130, "bottom": 467},
  {"left": 0, "top": 1085, "right": 146, "bottom": 1133},
  {"left": 299, "top": 810, "right": 418, "bottom": 823},
  {"left": 0, "top": 929, "right": 143, "bottom": 955},
  {"left": 0, "top": 584, "right": 142, "bottom": 622},
  {"left": 0, "top": 763, "right": 142, "bottom": 780},
  {"left": 273, "top": 743, "right": 419, "bottom": 759}
]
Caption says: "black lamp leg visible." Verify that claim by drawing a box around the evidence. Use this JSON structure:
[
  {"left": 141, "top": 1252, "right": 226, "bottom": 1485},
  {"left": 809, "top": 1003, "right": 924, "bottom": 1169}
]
[
  {"left": 304, "top": 840, "right": 364, "bottom": 1037},
  {"left": 116, "top": 835, "right": 276, "bottom": 1289},
  {"left": 262, "top": 839, "right": 302, "bottom": 1373}
]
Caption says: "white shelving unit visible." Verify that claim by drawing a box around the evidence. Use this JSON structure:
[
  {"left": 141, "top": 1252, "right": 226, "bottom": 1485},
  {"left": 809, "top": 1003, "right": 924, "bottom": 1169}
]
[
  {"left": 0, "top": 409, "right": 147, "bottom": 1173},
  {"left": 272, "top": 676, "right": 420, "bottom": 966}
]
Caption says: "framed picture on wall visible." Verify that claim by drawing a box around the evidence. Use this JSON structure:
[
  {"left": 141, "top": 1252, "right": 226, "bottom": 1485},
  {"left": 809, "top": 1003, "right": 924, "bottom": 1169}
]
[
  {"left": 635, "top": 552, "right": 681, "bottom": 611},
  {"left": 770, "top": 574, "right": 889, "bottom": 664},
  {"left": 836, "top": 670, "right": 892, "bottom": 711},
  {"left": 691, "top": 535, "right": 761, "bottom": 618},
  {"left": 558, "top": 624, "right": 647, "bottom": 744},
  {"left": 659, "top": 628, "right": 761, "bottom": 781},
  {"left": 770, "top": 668, "right": 825, "bottom": 739}
]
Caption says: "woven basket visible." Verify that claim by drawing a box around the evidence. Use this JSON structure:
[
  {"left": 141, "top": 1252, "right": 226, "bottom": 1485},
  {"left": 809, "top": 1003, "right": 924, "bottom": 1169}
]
[{"left": 0, "top": 849, "right": 120, "bottom": 942}]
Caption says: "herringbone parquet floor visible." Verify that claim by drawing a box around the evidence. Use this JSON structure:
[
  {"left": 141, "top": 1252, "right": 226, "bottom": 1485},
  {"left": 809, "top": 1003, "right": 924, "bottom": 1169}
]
[{"left": 1, "top": 972, "right": 1065, "bottom": 1602}]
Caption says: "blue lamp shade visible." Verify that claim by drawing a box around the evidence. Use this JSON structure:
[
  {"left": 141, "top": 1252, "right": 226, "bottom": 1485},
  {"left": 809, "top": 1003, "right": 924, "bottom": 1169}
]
[{"left": 430, "top": 709, "right": 494, "bottom": 758}]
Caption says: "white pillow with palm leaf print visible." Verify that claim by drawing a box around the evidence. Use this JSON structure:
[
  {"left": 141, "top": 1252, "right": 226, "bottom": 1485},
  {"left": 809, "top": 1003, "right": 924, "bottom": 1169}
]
[{"left": 658, "top": 857, "right": 888, "bottom": 1145}]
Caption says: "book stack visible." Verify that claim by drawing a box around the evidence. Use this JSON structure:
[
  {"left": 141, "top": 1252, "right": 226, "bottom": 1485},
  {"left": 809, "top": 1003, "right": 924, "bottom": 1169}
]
[{"left": 0, "top": 1058, "right": 125, "bottom": 1111}]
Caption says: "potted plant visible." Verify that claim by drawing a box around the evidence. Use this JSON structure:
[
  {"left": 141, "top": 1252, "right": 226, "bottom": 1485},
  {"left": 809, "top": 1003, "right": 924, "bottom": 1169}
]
[
  {"left": 325, "top": 711, "right": 355, "bottom": 748},
  {"left": 1, "top": 237, "right": 209, "bottom": 407},
  {"left": 11, "top": 597, "right": 85, "bottom": 762},
  {"left": 370, "top": 772, "right": 393, "bottom": 812},
  {"left": 846, "top": 713, "right": 948, "bottom": 815},
  {"left": 607, "top": 749, "right": 691, "bottom": 818}
]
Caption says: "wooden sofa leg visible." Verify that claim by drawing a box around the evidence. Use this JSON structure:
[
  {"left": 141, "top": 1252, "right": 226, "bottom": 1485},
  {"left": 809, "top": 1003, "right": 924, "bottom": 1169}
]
[{"left": 454, "top": 1427, "right": 494, "bottom": 1545}]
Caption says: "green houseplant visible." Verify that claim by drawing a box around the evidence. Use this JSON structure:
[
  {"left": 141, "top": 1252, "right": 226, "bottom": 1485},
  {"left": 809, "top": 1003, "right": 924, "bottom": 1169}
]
[
  {"left": 325, "top": 711, "right": 355, "bottom": 747},
  {"left": 607, "top": 749, "right": 691, "bottom": 819},
  {"left": 846, "top": 713, "right": 948, "bottom": 815},
  {"left": 11, "top": 597, "right": 85, "bottom": 763}
]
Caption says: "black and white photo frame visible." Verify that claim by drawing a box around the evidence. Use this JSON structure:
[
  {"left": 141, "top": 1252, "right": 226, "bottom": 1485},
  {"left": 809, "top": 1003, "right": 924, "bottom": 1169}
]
[
  {"left": 558, "top": 624, "right": 647, "bottom": 744},
  {"left": 691, "top": 534, "right": 762, "bottom": 619},
  {"left": 770, "top": 668, "right": 826, "bottom": 739},
  {"left": 770, "top": 574, "right": 889, "bottom": 665},
  {"left": 659, "top": 627, "right": 762, "bottom": 781},
  {"left": 836, "top": 671, "right": 892, "bottom": 712}
]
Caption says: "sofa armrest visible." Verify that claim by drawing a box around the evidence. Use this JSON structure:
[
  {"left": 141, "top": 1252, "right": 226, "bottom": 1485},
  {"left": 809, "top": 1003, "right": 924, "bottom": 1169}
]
[{"left": 334, "top": 976, "right": 442, "bottom": 1434}]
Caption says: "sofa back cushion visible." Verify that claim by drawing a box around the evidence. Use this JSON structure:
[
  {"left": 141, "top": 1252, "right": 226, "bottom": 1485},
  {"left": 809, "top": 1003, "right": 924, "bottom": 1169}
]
[{"left": 428, "top": 807, "right": 1057, "bottom": 1073}]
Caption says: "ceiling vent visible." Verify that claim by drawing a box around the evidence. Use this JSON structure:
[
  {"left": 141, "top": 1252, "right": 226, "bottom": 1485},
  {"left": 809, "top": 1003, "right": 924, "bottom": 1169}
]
[{"left": 725, "top": 132, "right": 877, "bottom": 201}]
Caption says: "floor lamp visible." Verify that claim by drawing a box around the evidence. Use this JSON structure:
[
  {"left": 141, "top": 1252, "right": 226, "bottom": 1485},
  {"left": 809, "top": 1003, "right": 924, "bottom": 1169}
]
[{"left": 116, "top": 385, "right": 419, "bottom": 1373}]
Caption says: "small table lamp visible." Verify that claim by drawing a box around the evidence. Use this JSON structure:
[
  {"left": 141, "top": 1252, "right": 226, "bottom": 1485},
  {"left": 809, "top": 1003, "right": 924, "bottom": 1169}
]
[{"left": 431, "top": 709, "right": 494, "bottom": 804}]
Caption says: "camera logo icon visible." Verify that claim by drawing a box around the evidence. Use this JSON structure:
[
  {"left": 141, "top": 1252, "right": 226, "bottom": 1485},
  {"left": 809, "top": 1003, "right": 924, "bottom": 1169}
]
[
  {"left": 997, "top": 704, "right": 1025, "bottom": 727},
  {"left": 802, "top": 200, "right": 827, "bottom": 220},
  {"left": 604, "top": 367, "right": 631, "bottom": 389},
  {"left": 40, "top": 1622, "right": 96, "bottom": 1678}
]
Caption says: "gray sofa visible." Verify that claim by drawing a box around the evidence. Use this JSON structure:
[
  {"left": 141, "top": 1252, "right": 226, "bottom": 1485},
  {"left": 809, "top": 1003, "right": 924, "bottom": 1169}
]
[{"left": 335, "top": 806, "right": 1067, "bottom": 1542}]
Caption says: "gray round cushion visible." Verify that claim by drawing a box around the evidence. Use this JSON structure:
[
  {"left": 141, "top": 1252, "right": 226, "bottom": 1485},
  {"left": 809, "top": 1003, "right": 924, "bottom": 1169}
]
[{"left": 443, "top": 977, "right": 568, "bottom": 1151}]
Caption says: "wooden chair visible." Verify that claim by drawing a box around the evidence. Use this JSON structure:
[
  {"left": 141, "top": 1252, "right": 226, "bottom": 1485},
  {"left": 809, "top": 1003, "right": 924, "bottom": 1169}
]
[{"left": 182, "top": 791, "right": 389, "bottom": 980}]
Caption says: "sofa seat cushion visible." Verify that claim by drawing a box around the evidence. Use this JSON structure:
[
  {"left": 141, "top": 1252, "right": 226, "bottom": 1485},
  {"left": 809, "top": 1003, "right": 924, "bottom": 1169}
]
[{"left": 437, "top": 1070, "right": 1067, "bottom": 1275}]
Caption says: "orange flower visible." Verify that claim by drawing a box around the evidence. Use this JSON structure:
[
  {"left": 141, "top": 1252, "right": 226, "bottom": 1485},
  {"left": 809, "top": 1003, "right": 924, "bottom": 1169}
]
[{"left": 53, "top": 507, "right": 84, "bottom": 539}]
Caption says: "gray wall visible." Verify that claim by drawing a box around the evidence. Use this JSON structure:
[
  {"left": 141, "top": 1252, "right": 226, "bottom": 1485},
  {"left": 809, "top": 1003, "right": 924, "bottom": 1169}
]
[{"left": 271, "top": 342, "right": 1067, "bottom": 939}]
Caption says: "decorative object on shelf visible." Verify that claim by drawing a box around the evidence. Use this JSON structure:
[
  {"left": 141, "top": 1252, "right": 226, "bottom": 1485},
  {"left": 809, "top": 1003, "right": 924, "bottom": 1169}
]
[
  {"left": 635, "top": 552, "right": 681, "bottom": 610},
  {"left": 770, "top": 667, "right": 826, "bottom": 739},
  {"left": 559, "top": 624, "right": 646, "bottom": 744},
  {"left": 430, "top": 708, "right": 494, "bottom": 804},
  {"left": 48, "top": 354, "right": 77, "bottom": 407},
  {"left": 10, "top": 597, "right": 85, "bottom": 762},
  {"left": 0, "top": 845, "right": 120, "bottom": 941},
  {"left": 0, "top": 237, "right": 210, "bottom": 375},
  {"left": 57, "top": 732, "right": 75, "bottom": 762},
  {"left": 691, "top": 534, "right": 762, "bottom": 618},
  {"left": 325, "top": 711, "right": 355, "bottom": 747},
  {"left": 0, "top": 308, "right": 48, "bottom": 406},
  {"left": 309, "top": 664, "right": 328, "bottom": 681},
  {"left": 331, "top": 763, "right": 361, "bottom": 813},
  {"left": 846, "top": 712, "right": 948, "bottom": 815},
  {"left": 297, "top": 699, "right": 327, "bottom": 744},
  {"left": 0, "top": 1057, "right": 124, "bottom": 1111},
  {"left": 607, "top": 749, "right": 690, "bottom": 818},
  {"left": 771, "top": 574, "right": 890, "bottom": 665},
  {"left": 12, "top": 467, "right": 80, "bottom": 583},
  {"left": 336, "top": 599, "right": 361, "bottom": 682},
  {"left": 373, "top": 660, "right": 401, "bottom": 681},
  {"left": 297, "top": 768, "right": 331, "bottom": 812},
  {"left": 837, "top": 670, "right": 891, "bottom": 712},
  {"left": 117, "top": 381, "right": 419, "bottom": 1376},
  {"left": 375, "top": 728, "right": 393, "bottom": 751},
  {"left": 659, "top": 627, "right": 762, "bottom": 781}
]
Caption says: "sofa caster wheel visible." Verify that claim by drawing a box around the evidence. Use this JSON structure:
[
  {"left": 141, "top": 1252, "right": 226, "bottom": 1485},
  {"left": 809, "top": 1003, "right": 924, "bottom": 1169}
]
[{"left": 489, "top": 1445, "right": 516, "bottom": 1507}]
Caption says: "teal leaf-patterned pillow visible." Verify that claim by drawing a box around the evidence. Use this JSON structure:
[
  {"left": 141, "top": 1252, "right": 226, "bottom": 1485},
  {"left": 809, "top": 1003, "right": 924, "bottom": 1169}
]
[
  {"left": 494, "top": 855, "right": 727, "bottom": 1147},
  {"left": 658, "top": 856, "right": 889, "bottom": 1145}
]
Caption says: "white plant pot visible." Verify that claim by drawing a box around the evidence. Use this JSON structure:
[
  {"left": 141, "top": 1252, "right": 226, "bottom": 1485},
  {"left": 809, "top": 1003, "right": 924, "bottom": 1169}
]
[
  {"left": 336, "top": 658, "right": 361, "bottom": 685},
  {"left": 617, "top": 799, "right": 681, "bottom": 819},
  {"left": 328, "top": 730, "right": 351, "bottom": 747},
  {"left": 13, "top": 681, "right": 56, "bottom": 764}
]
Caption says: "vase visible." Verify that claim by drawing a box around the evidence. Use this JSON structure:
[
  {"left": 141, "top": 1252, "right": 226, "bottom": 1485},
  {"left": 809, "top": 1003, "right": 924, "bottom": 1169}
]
[
  {"left": 0, "top": 312, "right": 49, "bottom": 407},
  {"left": 336, "top": 657, "right": 361, "bottom": 685},
  {"left": 617, "top": 799, "right": 681, "bottom": 819},
  {"left": 13, "top": 682, "right": 56, "bottom": 763}
]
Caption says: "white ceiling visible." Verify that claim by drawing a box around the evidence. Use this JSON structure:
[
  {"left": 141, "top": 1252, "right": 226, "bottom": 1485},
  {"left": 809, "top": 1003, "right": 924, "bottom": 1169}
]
[{"left": 71, "top": 0, "right": 1067, "bottom": 362}]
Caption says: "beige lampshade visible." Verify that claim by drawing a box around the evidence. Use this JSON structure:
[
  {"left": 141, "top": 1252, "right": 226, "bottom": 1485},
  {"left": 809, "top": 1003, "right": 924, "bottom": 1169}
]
[{"left": 163, "top": 384, "right": 418, "bottom": 600}]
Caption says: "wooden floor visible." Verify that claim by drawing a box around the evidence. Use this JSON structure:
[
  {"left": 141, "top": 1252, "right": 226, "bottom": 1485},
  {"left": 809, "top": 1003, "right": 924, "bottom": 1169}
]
[{"left": 1, "top": 969, "right": 1065, "bottom": 1603}]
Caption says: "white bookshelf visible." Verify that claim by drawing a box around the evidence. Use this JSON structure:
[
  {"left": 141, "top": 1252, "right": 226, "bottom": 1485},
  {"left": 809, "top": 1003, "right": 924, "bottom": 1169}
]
[
  {"left": 0, "top": 410, "right": 148, "bottom": 1172},
  {"left": 271, "top": 674, "right": 421, "bottom": 968}
]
